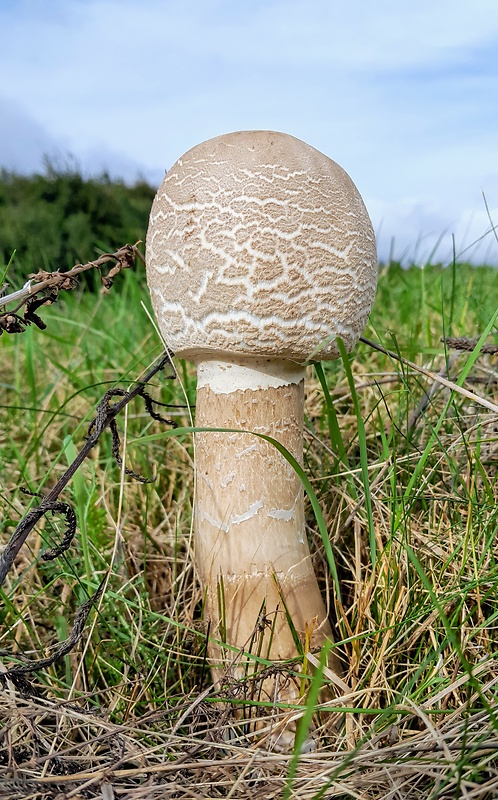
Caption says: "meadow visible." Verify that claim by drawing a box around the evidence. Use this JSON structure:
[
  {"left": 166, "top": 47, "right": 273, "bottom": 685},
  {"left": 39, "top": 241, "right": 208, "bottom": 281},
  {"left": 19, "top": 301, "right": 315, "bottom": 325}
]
[{"left": 0, "top": 252, "right": 497, "bottom": 798}]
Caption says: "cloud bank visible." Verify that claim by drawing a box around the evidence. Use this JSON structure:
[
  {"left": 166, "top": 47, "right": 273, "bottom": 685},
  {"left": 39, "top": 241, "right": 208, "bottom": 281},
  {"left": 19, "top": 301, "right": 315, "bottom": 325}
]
[{"left": 1, "top": 0, "right": 497, "bottom": 264}]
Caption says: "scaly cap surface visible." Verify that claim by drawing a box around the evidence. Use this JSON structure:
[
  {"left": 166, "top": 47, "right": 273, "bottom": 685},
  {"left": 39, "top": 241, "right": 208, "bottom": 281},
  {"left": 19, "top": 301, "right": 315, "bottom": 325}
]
[{"left": 146, "top": 130, "right": 377, "bottom": 362}]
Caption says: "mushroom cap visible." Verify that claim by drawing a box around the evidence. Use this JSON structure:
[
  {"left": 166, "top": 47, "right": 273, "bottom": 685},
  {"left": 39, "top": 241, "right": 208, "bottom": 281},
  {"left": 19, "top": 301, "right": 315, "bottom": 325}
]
[{"left": 146, "top": 130, "right": 377, "bottom": 362}]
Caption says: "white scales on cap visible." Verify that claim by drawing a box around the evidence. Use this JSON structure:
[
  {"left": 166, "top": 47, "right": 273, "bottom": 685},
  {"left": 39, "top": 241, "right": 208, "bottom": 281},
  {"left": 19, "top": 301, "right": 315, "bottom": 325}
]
[{"left": 146, "top": 129, "right": 377, "bottom": 363}]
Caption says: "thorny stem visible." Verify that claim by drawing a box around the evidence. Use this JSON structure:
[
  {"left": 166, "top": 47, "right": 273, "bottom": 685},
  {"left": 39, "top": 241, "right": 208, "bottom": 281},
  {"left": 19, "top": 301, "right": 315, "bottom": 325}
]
[{"left": 0, "top": 352, "right": 175, "bottom": 588}]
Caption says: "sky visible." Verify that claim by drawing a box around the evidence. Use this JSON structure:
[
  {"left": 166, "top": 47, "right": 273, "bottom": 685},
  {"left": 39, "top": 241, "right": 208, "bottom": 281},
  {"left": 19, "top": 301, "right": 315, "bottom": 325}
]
[{"left": 1, "top": 0, "right": 497, "bottom": 265}]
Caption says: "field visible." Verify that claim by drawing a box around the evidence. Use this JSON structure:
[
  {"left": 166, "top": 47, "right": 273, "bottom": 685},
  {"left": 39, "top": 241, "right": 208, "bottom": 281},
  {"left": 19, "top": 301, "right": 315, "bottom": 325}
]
[{"left": 1, "top": 257, "right": 497, "bottom": 799}]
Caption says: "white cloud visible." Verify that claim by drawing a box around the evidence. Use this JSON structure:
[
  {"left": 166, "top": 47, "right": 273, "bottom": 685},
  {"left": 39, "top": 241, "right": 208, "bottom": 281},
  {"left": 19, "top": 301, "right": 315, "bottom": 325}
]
[
  {"left": 0, "top": 0, "right": 496, "bottom": 263},
  {"left": 0, "top": 98, "right": 67, "bottom": 174},
  {"left": 370, "top": 195, "right": 498, "bottom": 265},
  {"left": 0, "top": 95, "right": 157, "bottom": 183}
]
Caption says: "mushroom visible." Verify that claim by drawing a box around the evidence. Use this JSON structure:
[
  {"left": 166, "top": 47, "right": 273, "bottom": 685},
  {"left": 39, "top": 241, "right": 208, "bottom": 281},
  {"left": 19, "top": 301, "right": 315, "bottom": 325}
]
[{"left": 146, "top": 130, "right": 377, "bottom": 708}]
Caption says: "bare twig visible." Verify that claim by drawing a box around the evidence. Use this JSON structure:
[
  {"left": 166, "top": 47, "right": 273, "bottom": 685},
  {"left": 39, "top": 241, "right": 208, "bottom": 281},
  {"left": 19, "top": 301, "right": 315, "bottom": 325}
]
[
  {"left": 0, "top": 351, "right": 176, "bottom": 587},
  {"left": 0, "top": 242, "right": 143, "bottom": 334},
  {"left": 360, "top": 337, "right": 498, "bottom": 415}
]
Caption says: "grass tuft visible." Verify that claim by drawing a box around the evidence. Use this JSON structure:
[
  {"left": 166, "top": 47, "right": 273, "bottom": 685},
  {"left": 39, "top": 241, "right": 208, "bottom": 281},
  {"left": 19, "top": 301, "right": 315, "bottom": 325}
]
[{"left": 1, "top": 263, "right": 497, "bottom": 798}]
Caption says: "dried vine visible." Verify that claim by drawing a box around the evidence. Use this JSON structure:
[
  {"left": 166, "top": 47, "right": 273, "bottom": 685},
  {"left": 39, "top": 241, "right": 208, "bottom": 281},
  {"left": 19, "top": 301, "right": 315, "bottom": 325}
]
[
  {"left": 443, "top": 336, "right": 498, "bottom": 355},
  {"left": 0, "top": 351, "right": 177, "bottom": 679},
  {"left": 0, "top": 242, "right": 143, "bottom": 335},
  {"left": 0, "top": 577, "right": 107, "bottom": 681},
  {"left": 19, "top": 488, "right": 77, "bottom": 561},
  {"left": 0, "top": 243, "right": 181, "bottom": 681},
  {"left": 0, "top": 352, "right": 176, "bottom": 588}
]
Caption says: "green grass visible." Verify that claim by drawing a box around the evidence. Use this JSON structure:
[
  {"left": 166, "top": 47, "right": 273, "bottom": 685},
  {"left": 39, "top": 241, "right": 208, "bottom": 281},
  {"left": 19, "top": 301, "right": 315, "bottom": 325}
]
[{"left": 0, "top": 261, "right": 497, "bottom": 798}]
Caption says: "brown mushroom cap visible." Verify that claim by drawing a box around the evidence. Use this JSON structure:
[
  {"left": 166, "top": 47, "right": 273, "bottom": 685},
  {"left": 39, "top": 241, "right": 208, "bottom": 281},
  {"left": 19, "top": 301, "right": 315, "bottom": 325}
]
[{"left": 146, "top": 130, "right": 377, "bottom": 362}]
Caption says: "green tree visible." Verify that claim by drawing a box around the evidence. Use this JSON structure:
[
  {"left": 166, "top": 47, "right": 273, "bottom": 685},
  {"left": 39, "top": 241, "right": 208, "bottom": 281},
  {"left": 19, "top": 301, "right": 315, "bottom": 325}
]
[{"left": 0, "top": 164, "right": 156, "bottom": 285}]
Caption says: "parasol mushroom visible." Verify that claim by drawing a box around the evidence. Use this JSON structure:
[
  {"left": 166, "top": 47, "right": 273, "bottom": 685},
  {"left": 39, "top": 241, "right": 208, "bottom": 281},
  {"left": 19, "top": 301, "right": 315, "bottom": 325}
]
[{"left": 146, "top": 130, "right": 377, "bottom": 710}]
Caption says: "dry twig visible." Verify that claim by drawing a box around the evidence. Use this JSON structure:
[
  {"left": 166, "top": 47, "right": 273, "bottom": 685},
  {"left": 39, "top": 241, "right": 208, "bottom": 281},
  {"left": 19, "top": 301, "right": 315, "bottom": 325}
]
[
  {"left": 0, "top": 352, "right": 176, "bottom": 587},
  {"left": 0, "top": 242, "right": 143, "bottom": 335},
  {"left": 360, "top": 336, "right": 498, "bottom": 414}
]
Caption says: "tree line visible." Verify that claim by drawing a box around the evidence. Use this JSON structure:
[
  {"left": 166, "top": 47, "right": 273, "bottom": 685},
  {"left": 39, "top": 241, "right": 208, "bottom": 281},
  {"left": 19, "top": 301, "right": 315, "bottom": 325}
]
[{"left": 0, "top": 164, "right": 157, "bottom": 284}]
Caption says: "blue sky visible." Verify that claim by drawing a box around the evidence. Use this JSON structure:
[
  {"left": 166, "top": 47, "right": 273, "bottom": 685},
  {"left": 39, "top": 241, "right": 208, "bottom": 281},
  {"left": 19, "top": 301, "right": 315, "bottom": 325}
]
[{"left": 1, "top": 0, "right": 497, "bottom": 264}]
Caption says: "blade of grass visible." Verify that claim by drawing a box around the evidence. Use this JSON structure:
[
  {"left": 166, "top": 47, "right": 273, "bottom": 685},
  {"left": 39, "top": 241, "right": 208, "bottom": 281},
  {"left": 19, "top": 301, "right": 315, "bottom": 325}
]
[
  {"left": 63, "top": 435, "right": 93, "bottom": 587},
  {"left": 337, "top": 339, "right": 376, "bottom": 567},
  {"left": 313, "top": 362, "right": 351, "bottom": 474},
  {"left": 283, "top": 639, "right": 332, "bottom": 800},
  {"left": 399, "top": 308, "right": 498, "bottom": 513}
]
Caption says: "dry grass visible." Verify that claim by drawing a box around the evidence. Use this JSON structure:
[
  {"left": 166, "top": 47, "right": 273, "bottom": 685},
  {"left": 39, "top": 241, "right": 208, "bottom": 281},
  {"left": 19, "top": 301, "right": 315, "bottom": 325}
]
[
  {"left": 2, "top": 689, "right": 498, "bottom": 799},
  {"left": 1, "top": 263, "right": 497, "bottom": 798}
]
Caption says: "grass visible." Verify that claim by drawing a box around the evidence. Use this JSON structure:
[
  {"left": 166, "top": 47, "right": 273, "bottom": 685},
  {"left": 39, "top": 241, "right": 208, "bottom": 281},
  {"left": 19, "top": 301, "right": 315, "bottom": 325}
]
[{"left": 0, "top": 259, "right": 497, "bottom": 798}]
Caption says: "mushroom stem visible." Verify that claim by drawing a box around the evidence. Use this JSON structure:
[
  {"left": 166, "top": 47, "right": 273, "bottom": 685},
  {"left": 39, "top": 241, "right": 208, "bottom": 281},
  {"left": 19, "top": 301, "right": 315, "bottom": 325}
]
[{"left": 193, "top": 357, "right": 334, "bottom": 698}]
